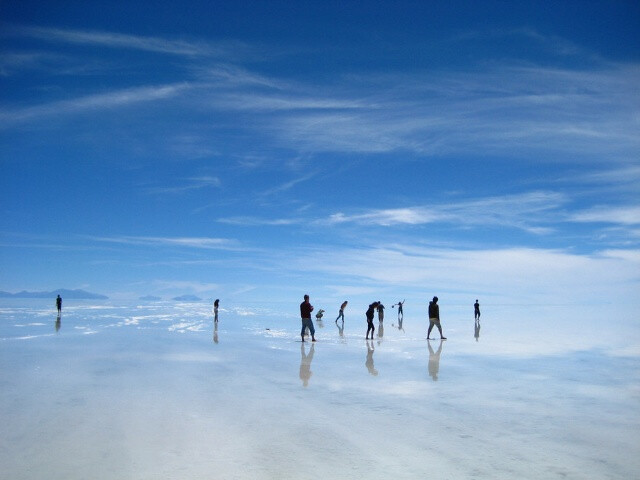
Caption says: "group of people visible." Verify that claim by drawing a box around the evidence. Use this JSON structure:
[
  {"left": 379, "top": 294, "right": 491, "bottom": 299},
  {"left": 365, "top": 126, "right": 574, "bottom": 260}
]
[{"left": 299, "top": 295, "right": 480, "bottom": 342}]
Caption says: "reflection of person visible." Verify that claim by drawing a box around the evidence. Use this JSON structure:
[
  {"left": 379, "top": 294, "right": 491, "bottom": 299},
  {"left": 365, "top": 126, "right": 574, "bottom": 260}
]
[
  {"left": 365, "top": 340, "right": 378, "bottom": 376},
  {"left": 336, "top": 301, "right": 348, "bottom": 322},
  {"left": 377, "top": 319, "right": 384, "bottom": 341},
  {"left": 474, "top": 299, "right": 480, "bottom": 320},
  {"left": 56, "top": 295, "right": 62, "bottom": 314},
  {"left": 393, "top": 300, "right": 404, "bottom": 320},
  {"left": 474, "top": 319, "right": 480, "bottom": 342},
  {"left": 366, "top": 302, "right": 378, "bottom": 339},
  {"left": 213, "top": 299, "right": 220, "bottom": 322},
  {"left": 300, "top": 294, "right": 316, "bottom": 342},
  {"left": 427, "top": 296, "right": 446, "bottom": 340},
  {"left": 300, "top": 342, "right": 315, "bottom": 387},
  {"left": 55, "top": 315, "right": 61, "bottom": 333},
  {"left": 213, "top": 321, "right": 219, "bottom": 344},
  {"left": 428, "top": 339, "right": 443, "bottom": 381},
  {"left": 377, "top": 302, "right": 385, "bottom": 322}
]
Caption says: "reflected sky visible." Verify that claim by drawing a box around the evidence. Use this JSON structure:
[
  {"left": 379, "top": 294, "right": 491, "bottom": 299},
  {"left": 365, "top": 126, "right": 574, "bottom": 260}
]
[{"left": 1, "top": 299, "right": 638, "bottom": 479}]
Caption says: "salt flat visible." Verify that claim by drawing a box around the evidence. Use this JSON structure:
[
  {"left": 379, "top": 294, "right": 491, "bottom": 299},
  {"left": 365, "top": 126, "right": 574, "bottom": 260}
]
[{"left": 1, "top": 300, "right": 638, "bottom": 479}]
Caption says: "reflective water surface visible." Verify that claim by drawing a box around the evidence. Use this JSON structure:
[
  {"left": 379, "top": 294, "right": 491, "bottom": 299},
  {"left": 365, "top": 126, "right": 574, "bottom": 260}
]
[{"left": 1, "top": 300, "right": 638, "bottom": 479}]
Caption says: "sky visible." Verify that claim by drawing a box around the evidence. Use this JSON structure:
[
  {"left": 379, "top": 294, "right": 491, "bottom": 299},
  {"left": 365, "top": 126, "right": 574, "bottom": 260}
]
[{"left": 1, "top": 1, "right": 639, "bottom": 311}]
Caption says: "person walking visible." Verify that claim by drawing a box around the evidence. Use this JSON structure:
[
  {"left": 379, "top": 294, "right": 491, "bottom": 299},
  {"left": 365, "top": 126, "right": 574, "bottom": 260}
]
[
  {"left": 336, "top": 300, "right": 348, "bottom": 322},
  {"left": 366, "top": 302, "right": 378, "bottom": 339},
  {"left": 427, "top": 296, "right": 446, "bottom": 340},
  {"left": 56, "top": 295, "right": 62, "bottom": 314},
  {"left": 474, "top": 299, "right": 480, "bottom": 320},
  {"left": 300, "top": 294, "right": 316, "bottom": 342}
]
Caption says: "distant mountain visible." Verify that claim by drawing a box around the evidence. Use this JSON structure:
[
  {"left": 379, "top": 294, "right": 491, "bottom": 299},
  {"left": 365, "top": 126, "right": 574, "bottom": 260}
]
[
  {"left": 139, "top": 295, "right": 162, "bottom": 301},
  {"left": 0, "top": 289, "right": 108, "bottom": 299},
  {"left": 172, "top": 294, "right": 202, "bottom": 302}
]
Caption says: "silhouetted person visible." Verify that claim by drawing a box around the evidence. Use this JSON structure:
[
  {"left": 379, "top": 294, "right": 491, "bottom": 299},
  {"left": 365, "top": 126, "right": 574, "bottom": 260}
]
[
  {"left": 474, "top": 319, "right": 480, "bottom": 342},
  {"left": 428, "top": 339, "right": 443, "bottom": 381},
  {"left": 213, "top": 299, "right": 220, "bottom": 322},
  {"left": 377, "top": 302, "right": 385, "bottom": 322},
  {"left": 300, "top": 342, "right": 315, "bottom": 387},
  {"left": 300, "top": 294, "right": 316, "bottom": 342},
  {"left": 213, "top": 321, "right": 219, "bottom": 344},
  {"left": 336, "top": 301, "right": 348, "bottom": 322},
  {"left": 427, "top": 296, "right": 446, "bottom": 340},
  {"left": 474, "top": 299, "right": 480, "bottom": 320},
  {"left": 365, "top": 340, "right": 378, "bottom": 376},
  {"left": 393, "top": 299, "right": 405, "bottom": 320},
  {"left": 56, "top": 295, "right": 62, "bottom": 314},
  {"left": 366, "top": 302, "right": 378, "bottom": 339},
  {"left": 315, "top": 309, "right": 325, "bottom": 320}
]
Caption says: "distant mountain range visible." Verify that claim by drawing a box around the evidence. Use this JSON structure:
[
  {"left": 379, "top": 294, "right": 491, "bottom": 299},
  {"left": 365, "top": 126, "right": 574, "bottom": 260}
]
[
  {"left": 0, "top": 289, "right": 108, "bottom": 299},
  {"left": 139, "top": 295, "right": 162, "bottom": 301},
  {"left": 172, "top": 294, "right": 202, "bottom": 302}
]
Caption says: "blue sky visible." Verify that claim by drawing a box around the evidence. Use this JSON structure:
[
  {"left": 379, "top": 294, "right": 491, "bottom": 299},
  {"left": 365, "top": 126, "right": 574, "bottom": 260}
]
[{"left": 1, "top": 1, "right": 639, "bottom": 310}]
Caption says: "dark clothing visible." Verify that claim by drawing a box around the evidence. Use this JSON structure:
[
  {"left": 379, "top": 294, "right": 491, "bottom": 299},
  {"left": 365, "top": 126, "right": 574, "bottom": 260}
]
[
  {"left": 428, "top": 302, "right": 439, "bottom": 320},
  {"left": 366, "top": 304, "right": 376, "bottom": 321},
  {"left": 300, "top": 300, "right": 313, "bottom": 319}
]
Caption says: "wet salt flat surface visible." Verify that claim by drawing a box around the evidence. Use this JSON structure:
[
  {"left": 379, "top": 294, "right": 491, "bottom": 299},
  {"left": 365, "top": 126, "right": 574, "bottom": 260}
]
[{"left": 1, "top": 300, "right": 639, "bottom": 480}]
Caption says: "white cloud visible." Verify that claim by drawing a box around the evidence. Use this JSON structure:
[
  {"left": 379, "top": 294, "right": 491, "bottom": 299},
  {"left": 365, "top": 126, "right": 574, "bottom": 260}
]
[
  {"left": 90, "top": 235, "right": 234, "bottom": 249},
  {"left": 0, "top": 83, "right": 190, "bottom": 127},
  {"left": 571, "top": 206, "right": 640, "bottom": 225},
  {"left": 324, "top": 191, "right": 565, "bottom": 233}
]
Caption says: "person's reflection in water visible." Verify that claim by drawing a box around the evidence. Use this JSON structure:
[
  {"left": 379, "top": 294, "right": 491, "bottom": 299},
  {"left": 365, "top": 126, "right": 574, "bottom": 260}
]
[
  {"left": 377, "top": 320, "right": 384, "bottom": 344},
  {"left": 336, "top": 319, "right": 345, "bottom": 340},
  {"left": 213, "top": 321, "right": 219, "bottom": 344},
  {"left": 474, "top": 319, "right": 480, "bottom": 342},
  {"left": 428, "top": 339, "right": 444, "bottom": 381},
  {"left": 55, "top": 314, "right": 61, "bottom": 333},
  {"left": 393, "top": 317, "right": 404, "bottom": 332},
  {"left": 365, "top": 340, "right": 378, "bottom": 376},
  {"left": 299, "top": 342, "right": 315, "bottom": 387}
]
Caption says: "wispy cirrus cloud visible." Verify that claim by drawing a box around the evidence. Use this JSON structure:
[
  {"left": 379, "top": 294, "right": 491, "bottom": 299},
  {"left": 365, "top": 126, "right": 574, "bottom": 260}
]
[
  {"left": 570, "top": 206, "right": 640, "bottom": 225},
  {"left": 89, "top": 235, "right": 235, "bottom": 249},
  {"left": 0, "top": 83, "right": 190, "bottom": 127},
  {"left": 145, "top": 176, "right": 221, "bottom": 195},
  {"left": 4, "top": 25, "right": 230, "bottom": 57},
  {"left": 324, "top": 191, "right": 566, "bottom": 234}
]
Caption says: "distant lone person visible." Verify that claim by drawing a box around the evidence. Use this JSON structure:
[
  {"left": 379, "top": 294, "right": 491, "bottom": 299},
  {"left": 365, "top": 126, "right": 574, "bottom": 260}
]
[
  {"left": 377, "top": 302, "right": 385, "bottom": 322},
  {"left": 300, "top": 294, "right": 316, "bottom": 342},
  {"left": 366, "top": 302, "right": 378, "bottom": 339},
  {"left": 474, "top": 299, "right": 480, "bottom": 320},
  {"left": 336, "top": 300, "right": 348, "bottom": 322},
  {"left": 427, "top": 296, "right": 446, "bottom": 340},
  {"left": 393, "top": 300, "right": 405, "bottom": 320},
  {"left": 56, "top": 295, "right": 62, "bottom": 314},
  {"left": 213, "top": 299, "right": 220, "bottom": 322}
]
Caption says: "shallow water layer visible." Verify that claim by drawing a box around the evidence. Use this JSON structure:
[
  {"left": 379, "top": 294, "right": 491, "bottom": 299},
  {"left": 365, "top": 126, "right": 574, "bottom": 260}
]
[{"left": 1, "top": 300, "right": 639, "bottom": 479}]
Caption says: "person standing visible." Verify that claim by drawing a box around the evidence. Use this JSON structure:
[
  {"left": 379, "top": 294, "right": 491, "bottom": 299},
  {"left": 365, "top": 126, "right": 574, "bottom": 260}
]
[
  {"left": 213, "top": 299, "right": 220, "bottom": 322},
  {"left": 300, "top": 294, "right": 316, "bottom": 342},
  {"left": 427, "top": 296, "right": 446, "bottom": 340},
  {"left": 56, "top": 295, "right": 62, "bottom": 314},
  {"left": 393, "top": 299, "right": 405, "bottom": 320},
  {"left": 336, "top": 300, "right": 348, "bottom": 322},
  {"left": 377, "top": 302, "right": 385, "bottom": 322},
  {"left": 474, "top": 299, "right": 480, "bottom": 320},
  {"left": 366, "top": 302, "right": 378, "bottom": 339}
]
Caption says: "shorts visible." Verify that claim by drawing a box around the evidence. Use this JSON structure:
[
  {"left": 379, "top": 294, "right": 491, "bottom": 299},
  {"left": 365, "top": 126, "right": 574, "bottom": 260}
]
[{"left": 429, "top": 317, "right": 440, "bottom": 326}]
